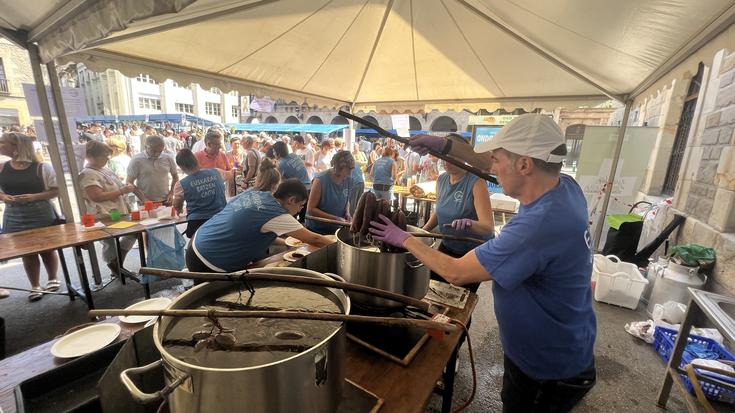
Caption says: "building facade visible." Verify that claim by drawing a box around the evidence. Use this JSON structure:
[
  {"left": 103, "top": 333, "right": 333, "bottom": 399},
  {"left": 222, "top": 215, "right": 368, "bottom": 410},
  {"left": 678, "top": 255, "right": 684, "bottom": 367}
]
[
  {"left": 0, "top": 38, "right": 34, "bottom": 128},
  {"left": 76, "top": 65, "right": 241, "bottom": 125}
]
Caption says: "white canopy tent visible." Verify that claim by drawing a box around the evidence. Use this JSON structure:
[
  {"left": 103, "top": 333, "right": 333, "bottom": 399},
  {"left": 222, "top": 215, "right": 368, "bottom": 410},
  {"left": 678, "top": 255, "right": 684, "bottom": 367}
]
[{"left": 2, "top": 0, "right": 735, "bottom": 246}]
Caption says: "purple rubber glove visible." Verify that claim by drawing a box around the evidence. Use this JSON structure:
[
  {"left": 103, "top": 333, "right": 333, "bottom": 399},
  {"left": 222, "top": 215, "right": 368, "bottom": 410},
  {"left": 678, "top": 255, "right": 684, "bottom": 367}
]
[
  {"left": 409, "top": 134, "right": 449, "bottom": 156},
  {"left": 451, "top": 218, "right": 473, "bottom": 231},
  {"left": 369, "top": 214, "right": 411, "bottom": 248}
]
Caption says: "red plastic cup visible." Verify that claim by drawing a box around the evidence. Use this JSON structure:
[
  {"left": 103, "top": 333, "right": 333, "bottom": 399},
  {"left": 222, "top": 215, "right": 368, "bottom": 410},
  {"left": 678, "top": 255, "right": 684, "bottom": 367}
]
[
  {"left": 131, "top": 210, "right": 141, "bottom": 221},
  {"left": 81, "top": 214, "right": 95, "bottom": 227},
  {"left": 144, "top": 201, "right": 154, "bottom": 211}
]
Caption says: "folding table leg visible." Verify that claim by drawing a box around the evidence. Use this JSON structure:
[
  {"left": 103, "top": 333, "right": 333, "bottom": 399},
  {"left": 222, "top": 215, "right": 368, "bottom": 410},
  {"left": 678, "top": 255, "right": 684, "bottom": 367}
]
[
  {"left": 137, "top": 233, "right": 151, "bottom": 299},
  {"left": 657, "top": 298, "right": 699, "bottom": 407},
  {"left": 441, "top": 342, "right": 460, "bottom": 413},
  {"left": 86, "top": 243, "right": 103, "bottom": 285},
  {"left": 73, "top": 245, "right": 95, "bottom": 310},
  {"left": 56, "top": 248, "right": 74, "bottom": 301},
  {"left": 114, "top": 236, "right": 125, "bottom": 285}
]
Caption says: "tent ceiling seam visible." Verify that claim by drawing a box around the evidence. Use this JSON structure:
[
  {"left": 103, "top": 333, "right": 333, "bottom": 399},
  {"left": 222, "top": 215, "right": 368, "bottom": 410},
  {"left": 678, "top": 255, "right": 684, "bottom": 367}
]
[
  {"left": 74, "top": 0, "right": 281, "bottom": 54},
  {"left": 410, "top": 0, "right": 419, "bottom": 101},
  {"left": 628, "top": 2, "right": 735, "bottom": 99},
  {"left": 216, "top": 0, "right": 335, "bottom": 74},
  {"left": 499, "top": 0, "right": 655, "bottom": 67},
  {"left": 352, "top": 0, "right": 396, "bottom": 103},
  {"left": 443, "top": 0, "right": 505, "bottom": 97},
  {"left": 301, "top": 0, "right": 371, "bottom": 91},
  {"left": 457, "top": 0, "right": 623, "bottom": 102},
  {"left": 79, "top": 49, "right": 350, "bottom": 104},
  {"left": 355, "top": 94, "right": 608, "bottom": 105}
]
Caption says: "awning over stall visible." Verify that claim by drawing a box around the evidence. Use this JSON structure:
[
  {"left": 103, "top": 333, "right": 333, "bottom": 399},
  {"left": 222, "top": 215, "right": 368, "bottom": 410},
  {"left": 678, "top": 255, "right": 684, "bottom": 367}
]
[{"left": 227, "top": 123, "right": 349, "bottom": 134}]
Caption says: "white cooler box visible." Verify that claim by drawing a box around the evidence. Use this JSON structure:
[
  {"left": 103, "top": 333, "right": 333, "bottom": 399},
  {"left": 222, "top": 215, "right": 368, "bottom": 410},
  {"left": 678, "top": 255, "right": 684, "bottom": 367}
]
[{"left": 592, "top": 254, "right": 648, "bottom": 310}]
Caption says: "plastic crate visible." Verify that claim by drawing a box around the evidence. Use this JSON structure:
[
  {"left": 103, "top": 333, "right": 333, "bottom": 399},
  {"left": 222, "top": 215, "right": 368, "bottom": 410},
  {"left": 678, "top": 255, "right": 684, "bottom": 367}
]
[{"left": 653, "top": 326, "right": 735, "bottom": 404}]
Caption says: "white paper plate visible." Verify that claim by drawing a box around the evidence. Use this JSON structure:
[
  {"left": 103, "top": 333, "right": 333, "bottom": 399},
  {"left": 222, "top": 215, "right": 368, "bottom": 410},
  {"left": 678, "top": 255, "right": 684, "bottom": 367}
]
[
  {"left": 283, "top": 250, "right": 310, "bottom": 262},
  {"left": 284, "top": 237, "right": 305, "bottom": 248},
  {"left": 119, "top": 297, "right": 172, "bottom": 324},
  {"left": 51, "top": 324, "right": 121, "bottom": 358}
]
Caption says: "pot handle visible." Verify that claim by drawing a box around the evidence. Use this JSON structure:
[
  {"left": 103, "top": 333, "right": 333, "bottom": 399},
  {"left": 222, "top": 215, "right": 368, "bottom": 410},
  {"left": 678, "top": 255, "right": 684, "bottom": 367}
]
[
  {"left": 324, "top": 272, "right": 347, "bottom": 283},
  {"left": 120, "top": 359, "right": 188, "bottom": 404},
  {"left": 405, "top": 256, "right": 424, "bottom": 270}
]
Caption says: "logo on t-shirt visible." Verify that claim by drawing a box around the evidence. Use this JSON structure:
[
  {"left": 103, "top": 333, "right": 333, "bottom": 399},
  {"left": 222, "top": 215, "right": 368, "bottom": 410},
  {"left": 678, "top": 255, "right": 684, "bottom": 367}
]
[{"left": 453, "top": 190, "right": 464, "bottom": 203}]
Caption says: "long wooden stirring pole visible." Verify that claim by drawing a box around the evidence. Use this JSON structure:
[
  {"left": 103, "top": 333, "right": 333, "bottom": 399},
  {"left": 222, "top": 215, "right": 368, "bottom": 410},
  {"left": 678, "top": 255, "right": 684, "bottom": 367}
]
[
  {"left": 305, "top": 215, "right": 485, "bottom": 244},
  {"left": 88, "top": 309, "right": 457, "bottom": 333},
  {"left": 139, "top": 267, "right": 431, "bottom": 312}
]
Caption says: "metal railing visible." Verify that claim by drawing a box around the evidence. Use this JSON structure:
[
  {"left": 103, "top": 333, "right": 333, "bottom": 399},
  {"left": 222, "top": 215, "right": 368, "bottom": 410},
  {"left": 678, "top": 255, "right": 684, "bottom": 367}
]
[{"left": 0, "top": 79, "right": 8, "bottom": 94}]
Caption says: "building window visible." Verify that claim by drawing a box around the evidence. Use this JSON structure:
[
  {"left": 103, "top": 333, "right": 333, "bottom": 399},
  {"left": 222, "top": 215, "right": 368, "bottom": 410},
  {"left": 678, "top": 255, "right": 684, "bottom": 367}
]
[
  {"left": 136, "top": 74, "right": 157, "bottom": 84},
  {"left": 205, "top": 102, "right": 221, "bottom": 116},
  {"left": 209, "top": 87, "right": 221, "bottom": 94},
  {"left": 0, "top": 58, "right": 7, "bottom": 94},
  {"left": 662, "top": 62, "right": 705, "bottom": 195},
  {"left": 231, "top": 105, "right": 240, "bottom": 118},
  {"left": 175, "top": 103, "right": 194, "bottom": 114},
  {"left": 138, "top": 97, "right": 162, "bottom": 110}
]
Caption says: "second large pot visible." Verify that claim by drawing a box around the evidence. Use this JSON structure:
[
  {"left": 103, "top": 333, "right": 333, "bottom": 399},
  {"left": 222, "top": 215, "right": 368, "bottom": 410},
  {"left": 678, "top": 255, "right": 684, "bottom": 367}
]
[{"left": 335, "top": 226, "right": 436, "bottom": 308}]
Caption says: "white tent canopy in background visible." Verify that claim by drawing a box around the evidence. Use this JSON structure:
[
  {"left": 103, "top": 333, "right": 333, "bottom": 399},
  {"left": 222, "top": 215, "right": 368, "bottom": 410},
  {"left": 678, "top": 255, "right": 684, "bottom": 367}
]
[{"left": 3, "top": 0, "right": 735, "bottom": 111}]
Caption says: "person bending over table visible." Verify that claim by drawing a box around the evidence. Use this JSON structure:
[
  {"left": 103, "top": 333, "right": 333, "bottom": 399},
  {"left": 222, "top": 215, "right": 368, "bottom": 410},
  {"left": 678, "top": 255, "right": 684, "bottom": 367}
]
[
  {"left": 0, "top": 132, "right": 61, "bottom": 301},
  {"left": 127, "top": 135, "right": 178, "bottom": 206},
  {"left": 370, "top": 146, "right": 396, "bottom": 201},
  {"left": 79, "top": 141, "right": 138, "bottom": 278},
  {"left": 172, "top": 149, "right": 228, "bottom": 238},
  {"left": 186, "top": 178, "right": 334, "bottom": 273},
  {"left": 273, "top": 141, "right": 311, "bottom": 222},
  {"left": 305, "top": 151, "right": 355, "bottom": 235},
  {"left": 370, "top": 114, "right": 596, "bottom": 413},
  {"left": 422, "top": 134, "right": 495, "bottom": 294}
]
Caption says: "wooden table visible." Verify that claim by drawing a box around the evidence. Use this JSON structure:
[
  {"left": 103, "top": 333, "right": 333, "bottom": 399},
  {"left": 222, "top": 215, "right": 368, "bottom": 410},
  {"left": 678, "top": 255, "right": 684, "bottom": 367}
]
[
  {"left": 0, "top": 223, "right": 111, "bottom": 308},
  {"left": 0, "top": 318, "right": 142, "bottom": 413}
]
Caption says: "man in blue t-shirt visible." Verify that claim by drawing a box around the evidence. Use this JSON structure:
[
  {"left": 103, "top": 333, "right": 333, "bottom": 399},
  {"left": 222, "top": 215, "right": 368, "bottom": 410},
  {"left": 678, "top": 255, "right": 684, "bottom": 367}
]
[{"left": 370, "top": 114, "right": 596, "bottom": 413}]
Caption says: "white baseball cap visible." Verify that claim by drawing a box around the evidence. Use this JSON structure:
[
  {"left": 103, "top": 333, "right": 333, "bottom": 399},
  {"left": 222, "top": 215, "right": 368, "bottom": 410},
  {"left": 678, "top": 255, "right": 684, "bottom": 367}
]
[{"left": 474, "top": 114, "right": 566, "bottom": 163}]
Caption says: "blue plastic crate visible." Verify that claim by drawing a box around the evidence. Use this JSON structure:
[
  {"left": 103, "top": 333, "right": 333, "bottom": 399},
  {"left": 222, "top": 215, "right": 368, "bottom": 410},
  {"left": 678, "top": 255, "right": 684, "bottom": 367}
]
[{"left": 653, "top": 326, "right": 735, "bottom": 404}]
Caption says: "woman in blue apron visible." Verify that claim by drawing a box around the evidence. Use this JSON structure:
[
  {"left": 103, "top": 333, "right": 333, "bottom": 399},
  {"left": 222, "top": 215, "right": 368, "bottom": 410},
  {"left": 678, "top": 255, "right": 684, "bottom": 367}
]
[
  {"left": 306, "top": 151, "right": 355, "bottom": 235},
  {"left": 422, "top": 135, "right": 495, "bottom": 293},
  {"left": 186, "top": 178, "right": 334, "bottom": 273},
  {"left": 172, "top": 148, "right": 228, "bottom": 237},
  {"left": 0, "top": 133, "right": 61, "bottom": 301},
  {"left": 370, "top": 147, "right": 396, "bottom": 201}
]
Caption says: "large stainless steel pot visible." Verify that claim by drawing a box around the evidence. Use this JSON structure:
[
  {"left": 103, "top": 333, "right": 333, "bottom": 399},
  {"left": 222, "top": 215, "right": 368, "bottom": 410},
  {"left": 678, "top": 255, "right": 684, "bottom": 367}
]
[
  {"left": 120, "top": 267, "right": 350, "bottom": 413},
  {"left": 336, "top": 226, "right": 436, "bottom": 308}
]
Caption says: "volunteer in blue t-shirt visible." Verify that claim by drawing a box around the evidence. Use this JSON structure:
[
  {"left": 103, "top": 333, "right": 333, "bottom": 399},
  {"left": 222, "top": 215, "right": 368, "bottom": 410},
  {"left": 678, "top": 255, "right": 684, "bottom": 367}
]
[
  {"left": 185, "top": 178, "right": 334, "bottom": 273},
  {"left": 273, "top": 141, "right": 311, "bottom": 222},
  {"left": 370, "top": 147, "right": 396, "bottom": 201},
  {"left": 172, "top": 149, "right": 229, "bottom": 237},
  {"left": 370, "top": 114, "right": 597, "bottom": 413},
  {"left": 305, "top": 151, "right": 355, "bottom": 235},
  {"left": 422, "top": 135, "right": 495, "bottom": 294}
]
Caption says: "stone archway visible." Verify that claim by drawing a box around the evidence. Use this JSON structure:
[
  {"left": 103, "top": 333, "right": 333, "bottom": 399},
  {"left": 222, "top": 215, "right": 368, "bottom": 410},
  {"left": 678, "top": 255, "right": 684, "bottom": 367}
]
[
  {"left": 362, "top": 115, "right": 379, "bottom": 127},
  {"left": 430, "top": 116, "right": 457, "bottom": 132},
  {"left": 408, "top": 116, "right": 422, "bottom": 130},
  {"left": 306, "top": 116, "right": 324, "bottom": 124},
  {"left": 285, "top": 116, "right": 300, "bottom": 124},
  {"left": 331, "top": 115, "right": 349, "bottom": 125},
  {"left": 264, "top": 116, "right": 278, "bottom": 124}
]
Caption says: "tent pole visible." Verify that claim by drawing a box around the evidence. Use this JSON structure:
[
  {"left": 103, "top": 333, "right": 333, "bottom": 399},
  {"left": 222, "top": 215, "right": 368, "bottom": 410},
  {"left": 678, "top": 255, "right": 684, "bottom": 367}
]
[
  {"left": 592, "top": 100, "right": 633, "bottom": 252},
  {"left": 46, "top": 59, "right": 85, "bottom": 218},
  {"left": 27, "top": 43, "right": 75, "bottom": 220}
]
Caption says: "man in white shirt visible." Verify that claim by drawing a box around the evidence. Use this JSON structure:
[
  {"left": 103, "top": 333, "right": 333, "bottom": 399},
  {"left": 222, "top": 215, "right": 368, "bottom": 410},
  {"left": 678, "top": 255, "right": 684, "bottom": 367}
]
[{"left": 292, "top": 135, "right": 316, "bottom": 180}]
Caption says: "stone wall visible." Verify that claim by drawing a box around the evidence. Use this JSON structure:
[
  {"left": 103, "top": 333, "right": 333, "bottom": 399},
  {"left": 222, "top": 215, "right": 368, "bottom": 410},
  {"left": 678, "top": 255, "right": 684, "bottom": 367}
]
[{"left": 664, "top": 48, "right": 735, "bottom": 294}]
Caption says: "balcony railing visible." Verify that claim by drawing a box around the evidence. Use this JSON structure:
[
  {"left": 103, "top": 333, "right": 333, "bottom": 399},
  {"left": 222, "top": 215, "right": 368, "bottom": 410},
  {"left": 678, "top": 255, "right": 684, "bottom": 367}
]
[{"left": 0, "top": 79, "right": 8, "bottom": 94}]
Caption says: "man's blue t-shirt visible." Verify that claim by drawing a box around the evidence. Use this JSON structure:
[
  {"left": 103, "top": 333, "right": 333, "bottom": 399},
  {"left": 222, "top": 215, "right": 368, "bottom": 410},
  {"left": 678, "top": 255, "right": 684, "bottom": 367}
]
[
  {"left": 474, "top": 174, "right": 596, "bottom": 380},
  {"left": 278, "top": 153, "right": 311, "bottom": 186}
]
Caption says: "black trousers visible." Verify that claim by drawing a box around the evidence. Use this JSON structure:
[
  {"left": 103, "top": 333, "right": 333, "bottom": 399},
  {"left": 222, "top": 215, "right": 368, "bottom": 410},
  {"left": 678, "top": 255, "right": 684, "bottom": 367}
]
[
  {"left": 429, "top": 243, "right": 480, "bottom": 293},
  {"left": 501, "top": 355, "right": 596, "bottom": 413},
  {"left": 185, "top": 241, "right": 217, "bottom": 273}
]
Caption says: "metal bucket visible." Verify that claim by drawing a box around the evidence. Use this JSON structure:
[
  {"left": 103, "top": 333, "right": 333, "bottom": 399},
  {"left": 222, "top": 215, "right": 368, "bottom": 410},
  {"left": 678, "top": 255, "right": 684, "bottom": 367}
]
[
  {"left": 120, "top": 267, "right": 350, "bottom": 413},
  {"left": 646, "top": 260, "right": 706, "bottom": 317},
  {"left": 335, "top": 226, "right": 436, "bottom": 308}
]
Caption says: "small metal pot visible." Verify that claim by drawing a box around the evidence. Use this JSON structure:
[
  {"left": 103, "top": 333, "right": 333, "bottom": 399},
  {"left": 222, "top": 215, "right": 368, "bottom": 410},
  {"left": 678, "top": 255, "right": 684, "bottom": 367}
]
[
  {"left": 335, "top": 226, "right": 436, "bottom": 308},
  {"left": 120, "top": 267, "right": 350, "bottom": 413}
]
